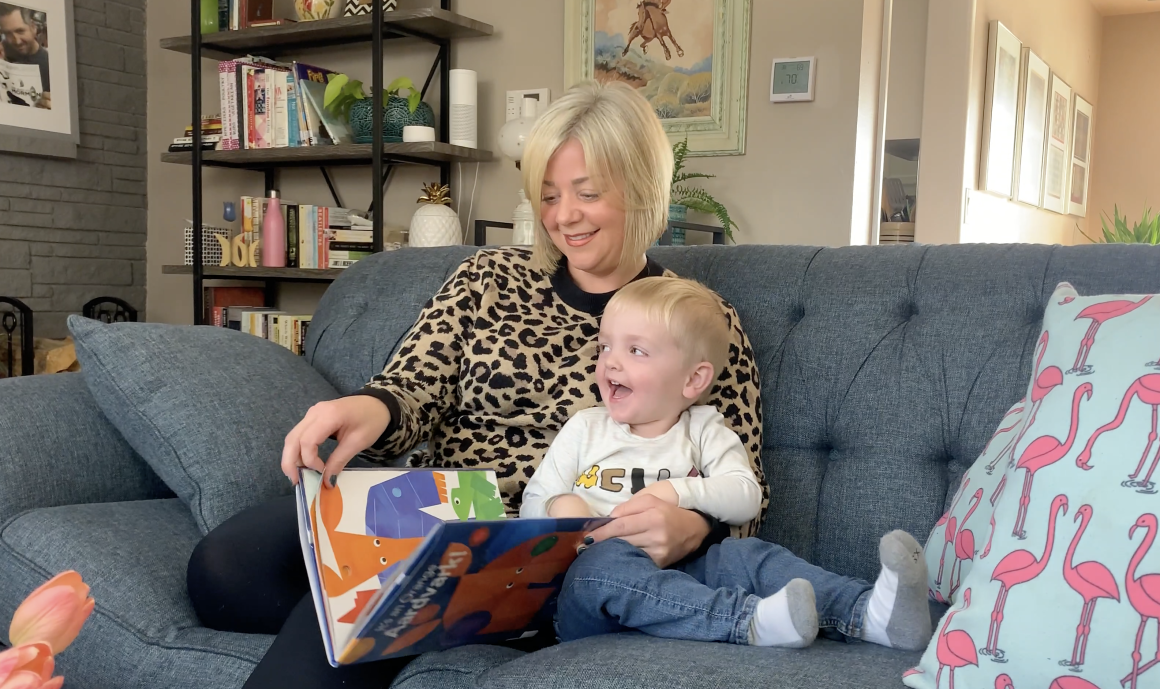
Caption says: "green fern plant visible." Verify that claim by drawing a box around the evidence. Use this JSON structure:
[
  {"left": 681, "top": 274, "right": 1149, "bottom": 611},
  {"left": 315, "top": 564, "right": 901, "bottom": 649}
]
[
  {"left": 670, "top": 138, "right": 738, "bottom": 241},
  {"left": 1078, "top": 206, "right": 1160, "bottom": 244}
]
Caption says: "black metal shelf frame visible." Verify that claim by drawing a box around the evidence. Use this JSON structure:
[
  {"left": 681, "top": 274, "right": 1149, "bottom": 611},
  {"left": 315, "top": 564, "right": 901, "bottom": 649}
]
[{"left": 187, "top": 0, "right": 453, "bottom": 325}]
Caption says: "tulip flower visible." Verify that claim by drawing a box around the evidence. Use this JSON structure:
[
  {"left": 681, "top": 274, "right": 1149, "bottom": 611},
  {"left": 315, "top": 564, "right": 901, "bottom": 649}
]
[
  {"left": 8, "top": 572, "right": 94, "bottom": 654},
  {"left": 0, "top": 642, "right": 62, "bottom": 689}
]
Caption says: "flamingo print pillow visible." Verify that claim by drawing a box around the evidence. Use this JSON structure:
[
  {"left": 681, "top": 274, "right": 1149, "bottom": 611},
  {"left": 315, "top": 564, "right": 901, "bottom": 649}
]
[{"left": 905, "top": 282, "right": 1160, "bottom": 689}]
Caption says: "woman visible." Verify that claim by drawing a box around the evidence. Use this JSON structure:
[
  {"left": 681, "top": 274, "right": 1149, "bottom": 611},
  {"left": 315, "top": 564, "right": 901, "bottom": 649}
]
[{"left": 186, "top": 80, "right": 767, "bottom": 688}]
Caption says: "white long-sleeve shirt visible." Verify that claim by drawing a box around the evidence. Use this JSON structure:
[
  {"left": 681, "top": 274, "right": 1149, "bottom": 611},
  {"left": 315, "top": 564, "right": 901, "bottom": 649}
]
[{"left": 520, "top": 405, "right": 762, "bottom": 525}]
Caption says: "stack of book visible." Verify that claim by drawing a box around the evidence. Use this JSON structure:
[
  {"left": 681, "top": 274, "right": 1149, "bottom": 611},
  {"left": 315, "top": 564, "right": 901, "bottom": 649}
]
[
  {"left": 218, "top": 58, "right": 353, "bottom": 151},
  {"left": 879, "top": 222, "right": 916, "bottom": 245},
  {"left": 170, "top": 117, "right": 222, "bottom": 152}
]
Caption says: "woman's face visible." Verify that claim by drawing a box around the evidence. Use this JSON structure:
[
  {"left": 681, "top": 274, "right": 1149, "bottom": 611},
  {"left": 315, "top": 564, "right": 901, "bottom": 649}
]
[{"left": 540, "top": 138, "right": 629, "bottom": 289}]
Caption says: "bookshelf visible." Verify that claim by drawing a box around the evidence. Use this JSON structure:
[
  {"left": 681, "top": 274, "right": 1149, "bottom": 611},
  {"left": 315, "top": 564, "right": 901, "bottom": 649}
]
[{"left": 163, "top": 1, "right": 493, "bottom": 325}]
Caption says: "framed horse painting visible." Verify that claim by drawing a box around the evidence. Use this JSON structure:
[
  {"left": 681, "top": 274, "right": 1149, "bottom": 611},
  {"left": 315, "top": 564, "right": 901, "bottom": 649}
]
[{"left": 565, "top": 0, "right": 751, "bottom": 156}]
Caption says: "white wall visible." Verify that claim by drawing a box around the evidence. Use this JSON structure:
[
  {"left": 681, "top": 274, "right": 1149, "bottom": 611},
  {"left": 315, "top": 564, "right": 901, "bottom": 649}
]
[
  {"left": 916, "top": 0, "right": 1103, "bottom": 245},
  {"left": 1086, "top": 12, "right": 1160, "bottom": 237}
]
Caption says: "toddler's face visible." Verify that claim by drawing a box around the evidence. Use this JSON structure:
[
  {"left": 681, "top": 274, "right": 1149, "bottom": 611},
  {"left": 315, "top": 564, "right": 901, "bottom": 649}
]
[{"left": 596, "top": 306, "right": 698, "bottom": 437}]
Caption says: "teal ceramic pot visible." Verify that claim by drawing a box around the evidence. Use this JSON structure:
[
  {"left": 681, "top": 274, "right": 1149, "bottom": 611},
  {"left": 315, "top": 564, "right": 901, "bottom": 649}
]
[
  {"left": 350, "top": 96, "right": 436, "bottom": 144},
  {"left": 667, "top": 203, "right": 687, "bottom": 246}
]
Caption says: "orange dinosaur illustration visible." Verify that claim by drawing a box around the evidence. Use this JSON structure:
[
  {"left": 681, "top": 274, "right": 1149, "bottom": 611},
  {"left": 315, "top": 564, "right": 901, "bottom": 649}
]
[{"left": 316, "top": 482, "right": 425, "bottom": 598}]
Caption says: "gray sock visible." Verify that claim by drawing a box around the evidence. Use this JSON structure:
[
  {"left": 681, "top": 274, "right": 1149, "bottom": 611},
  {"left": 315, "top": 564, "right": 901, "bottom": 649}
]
[
  {"left": 863, "top": 530, "right": 933, "bottom": 650},
  {"left": 749, "top": 578, "right": 819, "bottom": 648}
]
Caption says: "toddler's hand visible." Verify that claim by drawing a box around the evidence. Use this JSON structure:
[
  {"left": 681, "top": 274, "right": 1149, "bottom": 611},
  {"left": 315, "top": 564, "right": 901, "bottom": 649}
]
[
  {"left": 547, "top": 494, "right": 593, "bottom": 518},
  {"left": 633, "top": 480, "right": 679, "bottom": 506}
]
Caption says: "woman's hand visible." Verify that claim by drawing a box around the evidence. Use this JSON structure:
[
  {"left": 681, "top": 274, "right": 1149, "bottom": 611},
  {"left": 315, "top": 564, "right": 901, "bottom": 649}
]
[
  {"left": 587, "top": 495, "right": 711, "bottom": 568},
  {"left": 281, "top": 396, "right": 392, "bottom": 487}
]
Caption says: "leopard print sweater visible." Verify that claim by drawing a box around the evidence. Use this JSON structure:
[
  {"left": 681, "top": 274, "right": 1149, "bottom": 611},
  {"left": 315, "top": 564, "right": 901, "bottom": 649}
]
[{"left": 355, "top": 247, "right": 767, "bottom": 538}]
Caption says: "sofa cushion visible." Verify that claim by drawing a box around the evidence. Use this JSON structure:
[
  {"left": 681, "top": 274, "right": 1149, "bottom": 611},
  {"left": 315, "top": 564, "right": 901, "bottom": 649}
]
[
  {"left": 470, "top": 632, "right": 921, "bottom": 688},
  {"left": 905, "top": 282, "right": 1160, "bottom": 688},
  {"left": 68, "top": 316, "right": 340, "bottom": 534},
  {"left": 0, "top": 500, "right": 272, "bottom": 689}
]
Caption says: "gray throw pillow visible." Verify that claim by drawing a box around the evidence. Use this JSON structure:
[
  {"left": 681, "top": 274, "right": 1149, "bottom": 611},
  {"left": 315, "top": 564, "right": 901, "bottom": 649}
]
[{"left": 68, "top": 315, "right": 340, "bottom": 534}]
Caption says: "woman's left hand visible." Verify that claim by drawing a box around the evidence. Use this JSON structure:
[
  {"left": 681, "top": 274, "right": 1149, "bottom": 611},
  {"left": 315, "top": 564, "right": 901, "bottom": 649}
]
[{"left": 587, "top": 494, "right": 710, "bottom": 568}]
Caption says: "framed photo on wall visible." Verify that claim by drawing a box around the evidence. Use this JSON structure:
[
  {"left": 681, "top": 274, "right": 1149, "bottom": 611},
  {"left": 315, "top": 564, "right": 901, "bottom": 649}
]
[
  {"left": 979, "top": 21, "right": 1022, "bottom": 197},
  {"left": 564, "top": 0, "right": 751, "bottom": 156},
  {"left": 0, "top": 0, "right": 79, "bottom": 159},
  {"left": 1013, "top": 48, "right": 1049, "bottom": 208},
  {"left": 1068, "top": 94, "right": 1093, "bottom": 217},
  {"left": 1042, "top": 74, "right": 1072, "bottom": 215}
]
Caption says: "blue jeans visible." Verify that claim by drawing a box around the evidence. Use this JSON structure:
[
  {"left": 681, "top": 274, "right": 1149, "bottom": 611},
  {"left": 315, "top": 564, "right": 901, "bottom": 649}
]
[{"left": 555, "top": 537, "right": 873, "bottom": 645}]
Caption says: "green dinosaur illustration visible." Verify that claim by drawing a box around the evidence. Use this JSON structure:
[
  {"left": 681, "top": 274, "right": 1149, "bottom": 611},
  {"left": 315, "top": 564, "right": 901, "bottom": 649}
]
[{"left": 451, "top": 471, "right": 506, "bottom": 521}]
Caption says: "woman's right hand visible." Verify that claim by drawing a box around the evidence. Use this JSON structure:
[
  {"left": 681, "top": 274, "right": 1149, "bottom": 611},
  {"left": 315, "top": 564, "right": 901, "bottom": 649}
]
[{"left": 281, "top": 396, "right": 392, "bottom": 487}]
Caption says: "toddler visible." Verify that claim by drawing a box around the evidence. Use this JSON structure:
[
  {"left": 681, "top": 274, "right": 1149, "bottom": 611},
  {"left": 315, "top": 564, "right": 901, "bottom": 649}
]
[{"left": 521, "top": 277, "right": 932, "bottom": 650}]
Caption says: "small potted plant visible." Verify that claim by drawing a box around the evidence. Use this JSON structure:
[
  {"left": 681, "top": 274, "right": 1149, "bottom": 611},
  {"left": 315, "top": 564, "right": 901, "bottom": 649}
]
[
  {"left": 669, "top": 138, "right": 738, "bottom": 245},
  {"left": 324, "top": 74, "right": 435, "bottom": 144},
  {"left": 1078, "top": 206, "right": 1160, "bottom": 245}
]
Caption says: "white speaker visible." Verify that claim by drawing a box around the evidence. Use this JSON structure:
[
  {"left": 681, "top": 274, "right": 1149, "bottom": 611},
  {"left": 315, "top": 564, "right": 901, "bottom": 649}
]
[{"left": 449, "top": 69, "right": 477, "bottom": 149}]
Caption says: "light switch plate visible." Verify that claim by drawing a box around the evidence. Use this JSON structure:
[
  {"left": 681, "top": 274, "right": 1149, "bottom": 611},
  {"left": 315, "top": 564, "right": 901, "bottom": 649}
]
[{"left": 506, "top": 89, "right": 551, "bottom": 122}]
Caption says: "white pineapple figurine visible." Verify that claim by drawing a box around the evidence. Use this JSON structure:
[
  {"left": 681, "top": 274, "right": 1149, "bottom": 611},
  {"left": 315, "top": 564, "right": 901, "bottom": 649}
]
[{"left": 408, "top": 183, "right": 461, "bottom": 247}]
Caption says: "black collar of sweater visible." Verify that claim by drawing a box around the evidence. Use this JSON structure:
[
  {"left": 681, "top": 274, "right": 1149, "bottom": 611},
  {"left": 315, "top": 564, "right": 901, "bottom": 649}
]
[{"left": 551, "top": 256, "right": 666, "bottom": 315}]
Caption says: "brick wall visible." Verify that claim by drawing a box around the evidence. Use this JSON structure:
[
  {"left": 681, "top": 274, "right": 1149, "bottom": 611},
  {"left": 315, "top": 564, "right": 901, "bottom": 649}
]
[{"left": 0, "top": 0, "right": 146, "bottom": 339}]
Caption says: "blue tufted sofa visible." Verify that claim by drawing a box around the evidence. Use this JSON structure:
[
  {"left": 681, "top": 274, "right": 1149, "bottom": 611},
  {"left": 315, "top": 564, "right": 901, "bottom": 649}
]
[{"left": 2, "top": 243, "right": 1159, "bottom": 689}]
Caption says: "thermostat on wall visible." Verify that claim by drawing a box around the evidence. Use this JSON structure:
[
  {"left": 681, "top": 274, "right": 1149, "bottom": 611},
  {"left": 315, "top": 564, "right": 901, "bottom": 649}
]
[{"left": 770, "top": 57, "right": 816, "bottom": 102}]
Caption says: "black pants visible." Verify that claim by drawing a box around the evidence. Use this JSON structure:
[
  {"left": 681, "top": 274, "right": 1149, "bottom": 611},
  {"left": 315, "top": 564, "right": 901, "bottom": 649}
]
[
  {"left": 187, "top": 494, "right": 405, "bottom": 688},
  {"left": 187, "top": 494, "right": 555, "bottom": 688}
]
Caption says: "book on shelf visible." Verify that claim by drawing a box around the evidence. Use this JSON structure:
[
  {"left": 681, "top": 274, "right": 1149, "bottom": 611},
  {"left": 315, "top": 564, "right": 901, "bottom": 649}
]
[
  {"left": 217, "top": 57, "right": 360, "bottom": 151},
  {"left": 206, "top": 0, "right": 294, "bottom": 32},
  {"left": 221, "top": 306, "right": 313, "bottom": 355},
  {"left": 295, "top": 466, "right": 608, "bottom": 666},
  {"left": 203, "top": 286, "right": 265, "bottom": 325}
]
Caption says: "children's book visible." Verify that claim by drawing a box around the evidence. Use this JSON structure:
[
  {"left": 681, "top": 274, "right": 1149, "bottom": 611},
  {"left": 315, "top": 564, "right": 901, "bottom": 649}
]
[{"left": 295, "top": 467, "right": 608, "bottom": 666}]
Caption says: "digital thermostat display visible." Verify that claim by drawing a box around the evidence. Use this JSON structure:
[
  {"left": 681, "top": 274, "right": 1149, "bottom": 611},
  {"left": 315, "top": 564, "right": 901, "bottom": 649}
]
[{"left": 770, "top": 57, "right": 816, "bottom": 102}]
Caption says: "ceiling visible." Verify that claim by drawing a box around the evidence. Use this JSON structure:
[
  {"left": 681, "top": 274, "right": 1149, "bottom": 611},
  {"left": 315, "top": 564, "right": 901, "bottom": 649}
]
[{"left": 1090, "top": 0, "right": 1160, "bottom": 16}]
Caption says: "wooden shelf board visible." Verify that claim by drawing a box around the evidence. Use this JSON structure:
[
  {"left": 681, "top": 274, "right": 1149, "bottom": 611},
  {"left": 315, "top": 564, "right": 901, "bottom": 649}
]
[
  {"left": 161, "top": 142, "right": 491, "bottom": 169},
  {"left": 161, "top": 9, "right": 493, "bottom": 59},
  {"left": 162, "top": 265, "right": 345, "bottom": 281}
]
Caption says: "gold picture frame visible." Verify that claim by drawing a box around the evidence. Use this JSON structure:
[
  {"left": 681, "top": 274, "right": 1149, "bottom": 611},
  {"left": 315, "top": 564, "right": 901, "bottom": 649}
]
[{"left": 564, "top": 0, "right": 751, "bottom": 157}]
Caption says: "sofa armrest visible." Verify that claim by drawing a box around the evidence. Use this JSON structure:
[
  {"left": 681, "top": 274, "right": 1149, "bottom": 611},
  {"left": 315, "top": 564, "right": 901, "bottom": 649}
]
[{"left": 0, "top": 372, "right": 172, "bottom": 525}]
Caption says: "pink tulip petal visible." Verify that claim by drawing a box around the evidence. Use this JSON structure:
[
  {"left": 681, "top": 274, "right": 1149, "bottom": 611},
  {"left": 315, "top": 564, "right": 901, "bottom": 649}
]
[
  {"left": 21, "top": 573, "right": 87, "bottom": 604},
  {"left": 0, "top": 670, "right": 48, "bottom": 689},
  {"left": 9, "top": 587, "right": 80, "bottom": 651},
  {"left": 0, "top": 644, "right": 51, "bottom": 682},
  {"left": 54, "top": 597, "right": 94, "bottom": 654},
  {"left": 38, "top": 678, "right": 63, "bottom": 689}
]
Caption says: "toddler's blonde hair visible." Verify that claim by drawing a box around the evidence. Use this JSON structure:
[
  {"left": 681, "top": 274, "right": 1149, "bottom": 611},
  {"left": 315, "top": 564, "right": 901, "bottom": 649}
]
[
  {"left": 521, "top": 81, "right": 673, "bottom": 274},
  {"left": 605, "top": 277, "right": 731, "bottom": 389}
]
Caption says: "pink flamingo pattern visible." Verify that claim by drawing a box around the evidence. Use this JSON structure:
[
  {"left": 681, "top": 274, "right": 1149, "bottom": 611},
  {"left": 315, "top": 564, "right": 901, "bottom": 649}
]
[
  {"left": 950, "top": 489, "right": 983, "bottom": 595},
  {"left": 1059, "top": 504, "right": 1120, "bottom": 672},
  {"left": 983, "top": 476, "right": 1007, "bottom": 559},
  {"left": 989, "top": 333, "right": 1063, "bottom": 476},
  {"left": 1076, "top": 374, "right": 1160, "bottom": 494},
  {"left": 937, "top": 478, "right": 971, "bottom": 587},
  {"left": 985, "top": 401, "right": 1030, "bottom": 475},
  {"left": 1067, "top": 295, "right": 1152, "bottom": 376},
  {"left": 995, "top": 676, "right": 1102, "bottom": 689},
  {"left": 1012, "top": 384, "right": 1093, "bottom": 540},
  {"left": 1123, "top": 513, "right": 1160, "bottom": 689},
  {"left": 936, "top": 588, "right": 978, "bottom": 689},
  {"left": 982, "top": 494, "right": 1069, "bottom": 662}
]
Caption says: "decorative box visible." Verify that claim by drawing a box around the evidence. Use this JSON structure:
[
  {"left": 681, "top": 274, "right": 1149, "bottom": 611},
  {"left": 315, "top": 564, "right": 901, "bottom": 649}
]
[
  {"left": 184, "top": 224, "right": 232, "bottom": 266},
  {"left": 343, "top": 0, "right": 396, "bottom": 16}
]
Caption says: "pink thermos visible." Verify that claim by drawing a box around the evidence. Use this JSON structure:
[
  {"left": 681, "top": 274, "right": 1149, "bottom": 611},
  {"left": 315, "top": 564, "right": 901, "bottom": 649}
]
[{"left": 261, "top": 190, "right": 286, "bottom": 267}]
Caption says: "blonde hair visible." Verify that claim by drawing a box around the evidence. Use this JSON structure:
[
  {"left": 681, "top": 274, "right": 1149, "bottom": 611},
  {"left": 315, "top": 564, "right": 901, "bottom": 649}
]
[
  {"left": 521, "top": 81, "right": 673, "bottom": 274},
  {"left": 605, "top": 277, "right": 731, "bottom": 387}
]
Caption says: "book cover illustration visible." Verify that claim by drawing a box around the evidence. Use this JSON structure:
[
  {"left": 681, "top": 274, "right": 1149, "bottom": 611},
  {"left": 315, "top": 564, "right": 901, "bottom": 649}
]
[{"left": 296, "top": 467, "right": 607, "bottom": 666}]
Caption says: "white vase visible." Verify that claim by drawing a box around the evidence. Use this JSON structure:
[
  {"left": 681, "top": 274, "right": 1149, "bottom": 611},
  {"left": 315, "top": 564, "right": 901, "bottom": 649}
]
[
  {"left": 409, "top": 204, "right": 461, "bottom": 247},
  {"left": 511, "top": 189, "right": 535, "bottom": 245}
]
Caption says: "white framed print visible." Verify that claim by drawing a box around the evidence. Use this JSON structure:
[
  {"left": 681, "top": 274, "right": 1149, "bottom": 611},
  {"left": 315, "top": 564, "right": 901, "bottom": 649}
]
[
  {"left": 1068, "top": 94, "right": 1093, "bottom": 217},
  {"left": 0, "top": 0, "right": 79, "bottom": 159},
  {"left": 1042, "top": 74, "right": 1072, "bottom": 214},
  {"left": 979, "top": 21, "right": 1022, "bottom": 197},
  {"left": 1013, "top": 49, "right": 1049, "bottom": 208}
]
